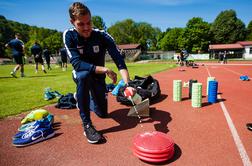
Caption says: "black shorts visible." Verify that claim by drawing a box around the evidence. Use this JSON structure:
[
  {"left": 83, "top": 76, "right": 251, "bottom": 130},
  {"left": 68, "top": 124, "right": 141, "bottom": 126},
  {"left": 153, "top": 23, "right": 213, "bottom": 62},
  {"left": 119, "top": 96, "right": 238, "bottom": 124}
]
[
  {"left": 35, "top": 57, "right": 44, "bottom": 64},
  {"left": 13, "top": 55, "right": 24, "bottom": 65},
  {"left": 45, "top": 58, "right": 50, "bottom": 64},
  {"left": 61, "top": 57, "right": 67, "bottom": 63}
]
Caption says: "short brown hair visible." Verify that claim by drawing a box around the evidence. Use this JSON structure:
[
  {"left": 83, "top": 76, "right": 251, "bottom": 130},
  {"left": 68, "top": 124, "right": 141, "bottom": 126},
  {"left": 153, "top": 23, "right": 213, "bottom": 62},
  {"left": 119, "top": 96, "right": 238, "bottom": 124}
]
[
  {"left": 69, "top": 2, "right": 91, "bottom": 20},
  {"left": 15, "top": 33, "right": 21, "bottom": 38}
]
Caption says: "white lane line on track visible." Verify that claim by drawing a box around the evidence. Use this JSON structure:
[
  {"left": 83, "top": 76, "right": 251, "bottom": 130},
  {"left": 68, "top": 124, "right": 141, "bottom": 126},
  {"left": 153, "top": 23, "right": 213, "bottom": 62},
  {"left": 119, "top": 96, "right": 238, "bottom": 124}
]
[
  {"left": 222, "top": 67, "right": 243, "bottom": 76},
  {"left": 205, "top": 66, "right": 211, "bottom": 77},
  {"left": 206, "top": 66, "right": 252, "bottom": 166},
  {"left": 205, "top": 63, "right": 252, "bottom": 66}
]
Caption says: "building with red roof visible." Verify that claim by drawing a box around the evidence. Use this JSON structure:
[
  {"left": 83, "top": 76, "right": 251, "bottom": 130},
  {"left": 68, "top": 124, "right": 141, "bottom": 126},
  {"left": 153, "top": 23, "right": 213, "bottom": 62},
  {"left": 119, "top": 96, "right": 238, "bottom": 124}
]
[{"left": 209, "top": 41, "right": 252, "bottom": 59}]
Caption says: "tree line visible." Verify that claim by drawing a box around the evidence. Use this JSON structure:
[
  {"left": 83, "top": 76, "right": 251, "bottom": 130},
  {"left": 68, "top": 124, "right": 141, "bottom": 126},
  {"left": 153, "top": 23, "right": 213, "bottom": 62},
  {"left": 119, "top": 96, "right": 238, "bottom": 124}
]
[
  {"left": 0, "top": 15, "right": 62, "bottom": 58},
  {"left": 1, "top": 9, "right": 252, "bottom": 58},
  {"left": 106, "top": 10, "right": 252, "bottom": 53}
]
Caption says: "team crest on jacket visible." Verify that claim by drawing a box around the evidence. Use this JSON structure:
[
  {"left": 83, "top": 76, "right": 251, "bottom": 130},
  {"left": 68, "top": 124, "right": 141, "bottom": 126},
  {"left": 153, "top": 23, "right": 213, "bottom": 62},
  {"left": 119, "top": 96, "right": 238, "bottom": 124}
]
[{"left": 93, "top": 45, "right": 99, "bottom": 53}]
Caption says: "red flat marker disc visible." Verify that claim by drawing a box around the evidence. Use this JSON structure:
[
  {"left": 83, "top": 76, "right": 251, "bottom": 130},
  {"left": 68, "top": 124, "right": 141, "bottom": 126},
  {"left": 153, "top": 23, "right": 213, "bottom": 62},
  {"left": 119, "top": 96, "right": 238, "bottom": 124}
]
[
  {"left": 132, "top": 131, "right": 175, "bottom": 162},
  {"left": 133, "top": 151, "right": 170, "bottom": 163},
  {"left": 133, "top": 131, "right": 174, "bottom": 154},
  {"left": 133, "top": 148, "right": 171, "bottom": 159}
]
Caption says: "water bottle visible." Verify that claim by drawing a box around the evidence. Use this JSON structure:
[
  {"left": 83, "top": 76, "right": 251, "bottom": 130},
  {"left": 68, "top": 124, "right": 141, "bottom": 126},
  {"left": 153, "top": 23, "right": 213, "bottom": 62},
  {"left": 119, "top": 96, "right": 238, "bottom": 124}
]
[{"left": 124, "top": 87, "right": 142, "bottom": 105}]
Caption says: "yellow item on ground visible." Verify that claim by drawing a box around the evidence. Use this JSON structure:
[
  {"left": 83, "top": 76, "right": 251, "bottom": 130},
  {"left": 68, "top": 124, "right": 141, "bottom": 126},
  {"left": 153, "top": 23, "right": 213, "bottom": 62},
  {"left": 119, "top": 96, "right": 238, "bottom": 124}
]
[{"left": 21, "top": 109, "right": 49, "bottom": 124}]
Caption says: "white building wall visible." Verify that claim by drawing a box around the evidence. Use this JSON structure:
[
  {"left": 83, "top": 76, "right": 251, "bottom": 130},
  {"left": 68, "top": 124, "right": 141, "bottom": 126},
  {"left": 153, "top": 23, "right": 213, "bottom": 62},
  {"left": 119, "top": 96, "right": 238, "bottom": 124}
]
[
  {"left": 243, "top": 46, "right": 252, "bottom": 59},
  {"left": 173, "top": 54, "right": 209, "bottom": 60}
]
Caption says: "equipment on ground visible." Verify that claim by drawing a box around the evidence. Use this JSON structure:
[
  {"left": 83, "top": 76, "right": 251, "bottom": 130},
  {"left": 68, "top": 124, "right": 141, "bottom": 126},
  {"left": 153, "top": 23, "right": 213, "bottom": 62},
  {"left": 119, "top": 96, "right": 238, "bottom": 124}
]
[{"left": 132, "top": 131, "right": 175, "bottom": 163}]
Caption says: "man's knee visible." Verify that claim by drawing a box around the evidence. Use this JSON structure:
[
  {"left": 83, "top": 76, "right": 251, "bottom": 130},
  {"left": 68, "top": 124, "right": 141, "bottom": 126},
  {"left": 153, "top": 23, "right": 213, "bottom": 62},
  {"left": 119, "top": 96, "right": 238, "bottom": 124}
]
[
  {"left": 72, "top": 70, "right": 91, "bottom": 84},
  {"left": 90, "top": 101, "right": 108, "bottom": 118}
]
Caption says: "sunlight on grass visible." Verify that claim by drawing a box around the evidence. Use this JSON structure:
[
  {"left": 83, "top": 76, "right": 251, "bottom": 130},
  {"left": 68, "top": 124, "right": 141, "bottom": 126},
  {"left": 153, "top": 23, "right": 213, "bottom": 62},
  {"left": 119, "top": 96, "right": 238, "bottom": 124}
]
[{"left": 0, "top": 62, "right": 176, "bottom": 118}]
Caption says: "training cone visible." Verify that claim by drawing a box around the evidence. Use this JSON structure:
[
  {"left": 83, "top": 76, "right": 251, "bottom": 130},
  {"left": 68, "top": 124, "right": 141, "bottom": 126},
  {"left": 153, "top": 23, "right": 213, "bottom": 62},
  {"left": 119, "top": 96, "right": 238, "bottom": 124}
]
[{"left": 132, "top": 131, "right": 174, "bottom": 163}]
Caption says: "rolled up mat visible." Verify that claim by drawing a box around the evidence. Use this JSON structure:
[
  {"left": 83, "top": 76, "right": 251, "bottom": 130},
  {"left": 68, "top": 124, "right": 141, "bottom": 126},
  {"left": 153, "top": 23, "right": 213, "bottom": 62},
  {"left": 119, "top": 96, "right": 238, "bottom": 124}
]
[
  {"left": 208, "top": 80, "right": 218, "bottom": 103},
  {"left": 189, "top": 79, "right": 197, "bottom": 99},
  {"left": 206, "top": 77, "right": 215, "bottom": 96},
  {"left": 191, "top": 83, "right": 202, "bottom": 108},
  {"left": 173, "top": 80, "right": 182, "bottom": 101}
]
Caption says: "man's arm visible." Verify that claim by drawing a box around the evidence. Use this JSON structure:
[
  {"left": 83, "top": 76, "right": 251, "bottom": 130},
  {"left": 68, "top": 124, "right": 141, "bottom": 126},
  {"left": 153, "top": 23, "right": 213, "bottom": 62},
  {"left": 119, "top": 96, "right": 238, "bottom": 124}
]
[
  {"left": 94, "top": 66, "right": 117, "bottom": 84},
  {"left": 119, "top": 69, "right": 130, "bottom": 84},
  {"left": 101, "top": 31, "right": 131, "bottom": 83}
]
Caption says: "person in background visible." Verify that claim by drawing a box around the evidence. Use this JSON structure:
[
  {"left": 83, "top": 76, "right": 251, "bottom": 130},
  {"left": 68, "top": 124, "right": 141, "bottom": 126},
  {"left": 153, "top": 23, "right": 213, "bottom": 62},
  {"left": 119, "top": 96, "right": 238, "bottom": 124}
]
[
  {"left": 218, "top": 52, "right": 224, "bottom": 64},
  {"left": 5, "top": 33, "right": 25, "bottom": 78},
  {"left": 179, "top": 50, "right": 184, "bottom": 66},
  {"left": 31, "top": 41, "right": 46, "bottom": 73},
  {"left": 43, "top": 48, "right": 52, "bottom": 70},
  {"left": 63, "top": 2, "right": 135, "bottom": 144},
  {"left": 223, "top": 51, "right": 228, "bottom": 64},
  {"left": 59, "top": 47, "right": 68, "bottom": 71}
]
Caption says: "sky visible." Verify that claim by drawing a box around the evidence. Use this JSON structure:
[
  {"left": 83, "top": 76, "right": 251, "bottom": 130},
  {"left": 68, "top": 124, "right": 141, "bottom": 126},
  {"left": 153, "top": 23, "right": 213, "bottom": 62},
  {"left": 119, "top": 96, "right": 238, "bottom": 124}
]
[{"left": 0, "top": 0, "right": 251, "bottom": 32}]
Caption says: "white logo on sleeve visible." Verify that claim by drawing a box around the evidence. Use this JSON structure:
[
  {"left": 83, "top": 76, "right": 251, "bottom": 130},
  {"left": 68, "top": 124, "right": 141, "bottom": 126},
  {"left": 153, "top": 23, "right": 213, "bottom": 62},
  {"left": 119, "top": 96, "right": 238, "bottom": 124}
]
[
  {"left": 77, "top": 45, "right": 84, "bottom": 54},
  {"left": 93, "top": 45, "right": 99, "bottom": 53}
]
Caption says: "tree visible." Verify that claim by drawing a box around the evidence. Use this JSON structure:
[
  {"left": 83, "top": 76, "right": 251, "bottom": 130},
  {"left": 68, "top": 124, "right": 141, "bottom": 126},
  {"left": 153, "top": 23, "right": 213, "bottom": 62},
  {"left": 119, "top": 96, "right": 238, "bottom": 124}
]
[
  {"left": 246, "top": 20, "right": 252, "bottom": 40},
  {"left": 92, "top": 16, "right": 106, "bottom": 30},
  {"left": 1, "top": 16, "right": 63, "bottom": 57},
  {"left": 134, "top": 22, "right": 161, "bottom": 50},
  {"left": 108, "top": 19, "right": 161, "bottom": 50},
  {"left": 159, "top": 28, "right": 183, "bottom": 51},
  {"left": 180, "top": 17, "right": 211, "bottom": 53},
  {"left": 108, "top": 19, "right": 137, "bottom": 44},
  {"left": 210, "top": 9, "right": 246, "bottom": 44},
  {"left": 43, "top": 33, "right": 62, "bottom": 54},
  {"left": 0, "top": 15, "right": 14, "bottom": 57}
]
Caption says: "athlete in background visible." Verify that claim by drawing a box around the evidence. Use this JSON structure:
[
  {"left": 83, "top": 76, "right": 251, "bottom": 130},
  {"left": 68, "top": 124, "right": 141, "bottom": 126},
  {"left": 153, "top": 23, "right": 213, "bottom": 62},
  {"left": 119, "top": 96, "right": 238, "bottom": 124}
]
[
  {"left": 59, "top": 47, "right": 68, "bottom": 71},
  {"left": 31, "top": 41, "right": 46, "bottom": 73},
  {"left": 5, "top": 33, "right": 25, "bottom": 77}
]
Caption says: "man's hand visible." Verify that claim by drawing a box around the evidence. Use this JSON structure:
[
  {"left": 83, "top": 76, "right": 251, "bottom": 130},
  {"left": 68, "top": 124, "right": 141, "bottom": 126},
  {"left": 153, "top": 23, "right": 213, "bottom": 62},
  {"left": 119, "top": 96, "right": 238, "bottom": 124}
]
[
  {"left": 107, "top": 69, "right": 117, "bottom": 84},
  {"left": 124, "top": 86, "right": 137, "bottom": 97},
  {"left": 95, "top": 66, "right": 117, "bottom": 84}
]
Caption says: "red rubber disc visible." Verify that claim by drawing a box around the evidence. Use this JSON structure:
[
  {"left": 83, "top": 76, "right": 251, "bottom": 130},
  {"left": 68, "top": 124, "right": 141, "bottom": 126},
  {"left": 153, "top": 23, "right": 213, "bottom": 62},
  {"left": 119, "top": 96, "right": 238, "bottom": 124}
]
[
  {"left": 133, "top": 148, "right": 171, "bottom": 159},
  {"left": 132, "top": 131, "right": 175, "bottom": 162},
  {"left": 133, "top": 131, "right": 174, "bottom": 153},
  {"left": 133, "top": 151, "right": 170, "bottom": 163}
]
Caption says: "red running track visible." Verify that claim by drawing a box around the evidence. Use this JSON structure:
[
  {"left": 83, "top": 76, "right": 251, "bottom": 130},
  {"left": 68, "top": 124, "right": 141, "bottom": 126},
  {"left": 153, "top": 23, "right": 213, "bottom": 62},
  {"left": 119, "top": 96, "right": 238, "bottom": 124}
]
[{"left": 1, "top": 61, "right": 252, "bottom": 166}]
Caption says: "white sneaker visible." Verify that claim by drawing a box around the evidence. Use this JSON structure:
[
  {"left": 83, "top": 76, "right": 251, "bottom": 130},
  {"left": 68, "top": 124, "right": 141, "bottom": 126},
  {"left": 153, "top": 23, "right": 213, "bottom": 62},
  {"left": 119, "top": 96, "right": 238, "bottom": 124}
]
[
  {"left": 73, "top": 92, "right": 79, "bottom": 110},
  {"left": 10, "top": 72, "right": 17, "bottom": 78}
]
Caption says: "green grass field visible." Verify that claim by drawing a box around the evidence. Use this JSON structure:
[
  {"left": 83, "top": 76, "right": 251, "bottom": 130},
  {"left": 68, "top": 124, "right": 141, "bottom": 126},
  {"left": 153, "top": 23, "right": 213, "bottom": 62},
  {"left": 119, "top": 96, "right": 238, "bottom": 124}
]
[{"left": 0, "top": 62, "right": 176, "bottom": 119}]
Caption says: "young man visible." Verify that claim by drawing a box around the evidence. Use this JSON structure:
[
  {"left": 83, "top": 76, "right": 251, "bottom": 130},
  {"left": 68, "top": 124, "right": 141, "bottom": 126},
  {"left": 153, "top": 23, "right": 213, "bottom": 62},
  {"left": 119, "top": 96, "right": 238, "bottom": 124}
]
[
  {"left": 59, "top": 47, "right": 68, "bottom": 71},
  {"left": 63, "top": 2, "right": 135, "bottom": 144},
  {"left": 5, "top": 33, "right": 25, "bottom": 77},
  {"left": 31, "top": 42, "right": 46, "bottom": 73},
  {"left": 43, "top": 48, "right": 52, "bottom": 70}
]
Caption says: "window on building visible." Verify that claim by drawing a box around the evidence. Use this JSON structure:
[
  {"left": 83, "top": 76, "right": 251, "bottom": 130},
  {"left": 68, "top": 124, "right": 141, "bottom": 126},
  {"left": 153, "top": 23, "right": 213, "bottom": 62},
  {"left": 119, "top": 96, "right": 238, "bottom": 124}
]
[{"left": 250, "top": 48, "right": 252, "bottom": 54}]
